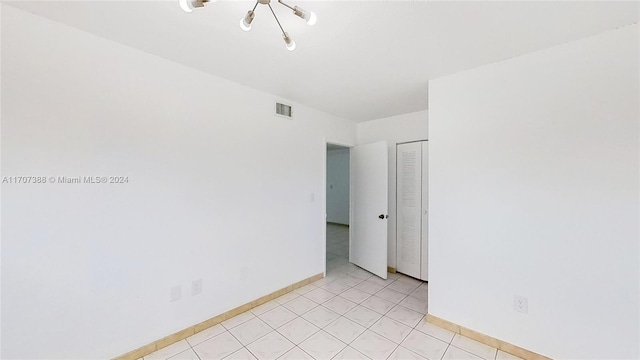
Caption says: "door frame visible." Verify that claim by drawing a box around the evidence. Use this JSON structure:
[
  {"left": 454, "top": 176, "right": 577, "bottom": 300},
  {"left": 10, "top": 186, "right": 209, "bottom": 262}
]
[{"left": 322, "top": 138, "right": 354, "bottom": 277}]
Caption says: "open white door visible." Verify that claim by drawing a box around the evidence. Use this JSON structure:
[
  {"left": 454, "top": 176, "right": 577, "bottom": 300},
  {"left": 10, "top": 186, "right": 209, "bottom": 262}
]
[{"left": 350, "top": 141, "right": 388, "bottom": 279}]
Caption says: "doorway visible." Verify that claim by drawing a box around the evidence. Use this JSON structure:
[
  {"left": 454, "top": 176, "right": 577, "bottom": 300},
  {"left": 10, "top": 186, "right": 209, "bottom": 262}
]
[{"left": 325, "top": 143, "right": 351, "bottom": 274}]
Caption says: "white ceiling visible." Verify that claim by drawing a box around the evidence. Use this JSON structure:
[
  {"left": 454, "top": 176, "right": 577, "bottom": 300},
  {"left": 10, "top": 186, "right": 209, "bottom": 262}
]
[{"left": 6, "top": 0, "right": 639, "bottom": 122}]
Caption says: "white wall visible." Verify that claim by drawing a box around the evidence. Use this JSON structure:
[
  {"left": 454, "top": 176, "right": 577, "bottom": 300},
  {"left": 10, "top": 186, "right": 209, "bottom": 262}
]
[
  {"left": 0, "top": 5, "right": 356, "bottom": 359},
  {"left": 0, "top": 3, "right": 4, "bottom": 355},
  {"left": 357, "top": 111, "right": 428, "bottom": 268},
  {"left": 429, "top": 24, "right": 639, "bottom": 359},
  {"left": 326, "top": 148, "right": 350, "bottom": 225}
]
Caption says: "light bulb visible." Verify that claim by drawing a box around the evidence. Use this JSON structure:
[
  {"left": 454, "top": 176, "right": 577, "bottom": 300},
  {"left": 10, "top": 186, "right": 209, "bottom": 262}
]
[
  {"left": 286, "top": 40, "right": 296, "bottom": 51},
  {"left": 240, "top": 10, "right": 254, "bottom": 32},
  {"left": 240, "top": 18, "right": 252, "bottom": 31},
  {"left": 283, "top": 33, "right": 296, "bottom": 52},
  {"left": 293, "top": 6, "right": 316, "bottom": 26},
  {"left": 179, "top": 0, "right": 194, "bottom": 13},
  {"left": 179, "top": 0, "right": 209, "bottom": 13},
  {"left": 306, "top": 11, "right": 317, "bottom": 26}
]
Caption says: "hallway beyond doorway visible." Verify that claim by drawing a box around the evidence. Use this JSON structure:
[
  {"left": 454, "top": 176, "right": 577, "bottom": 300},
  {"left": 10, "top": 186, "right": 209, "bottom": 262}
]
[{"left": 326, "top": 223, "right": 349, "bottom": 269}]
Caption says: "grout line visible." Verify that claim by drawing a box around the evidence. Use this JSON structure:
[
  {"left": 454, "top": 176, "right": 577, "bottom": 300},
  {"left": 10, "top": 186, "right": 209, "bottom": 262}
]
[
  {"left": 244, "top": 345, "right": 259, "bottom": 360},
  {"left": 440, "top": 344, "right": 452, "bottom": 360},
  {"left": 294, "top": 345, "right": 318, "bottom": 360}
]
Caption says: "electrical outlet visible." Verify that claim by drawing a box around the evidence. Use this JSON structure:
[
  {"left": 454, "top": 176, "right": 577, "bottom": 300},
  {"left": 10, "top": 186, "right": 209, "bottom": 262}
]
[
  {"left": 240, "top": 266, "right": 248, "bottom": 281},
  {"left": 192, "top": 279, "right": 202, "bottom": 296},
  {"left": 170, "top": 285, "right": 182, "bottom": 302},
  {"left": 513, "top": 295, "right": 528, "bottom": 314}
]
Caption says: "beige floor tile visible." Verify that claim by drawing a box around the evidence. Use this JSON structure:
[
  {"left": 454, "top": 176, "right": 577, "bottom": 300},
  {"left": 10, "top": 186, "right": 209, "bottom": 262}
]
[
  {"left": 388, "top": 346, "right": 424, "bottom": 360},
  {"left": 399, "top": 295, "right": 428, "bottom": 314},
  {"left": 349, "top": 268, "right": 374, "bottom": 280},
  {"left": 274, "top": 291, "right": 300, "bottom": 305},
  {"left": 304, "top": 288, "right": 337, "bottom": 304},
  {"left": 340, "top": 288, "right": 371, "bottom": 304},
  {"left": 354, "top": 281, "right": 384, "bottom": 295},
  {"left": 246, "top": 331, "right": 294, "bottom": 360},
  {"left": 222, "top": 311, "right": 256, "bottom": 330},
  {"left": 225, "top": 347, "right": 258, "bottom": 360},
  {"left": 324, "top": 317, "right": 366, "bottom": 344},
  {"left": 301, "top": 305, "right": 341, "bottom": 329},
  {"left": 366, "top": 276, "right": 396, "bottom": 287},
  {"left": 144, "top": 340, "right": 190, "bottom": 360},
  {"left": 335, "top": 274, "right": 364, "bottom": 287},
  {"left": 369, "top": 316, "right": 413, "bottom": 344},
  {"left": 299, "top": 330, "right": 347, "bottom": 360},
  {"left": 283, "top": 296, "right": 318, "bottom": 315},
  {"left": 258, "top": 306, "right": 298, "bottom": 329},
  {"left": 333, "top": 346, "right": 372, "bottom": 360},
  {"left": 250, "top": 300, "right": 279, "bottom": 316},
  {"left": 193, "top": 332, "right": 243, "bottom": 360},
  {"left": 344, "top": 305, "right": 383, "bottom": 328},
  {"left": 350, "top": 330, "right": 398, "bottom": 360},
  {"left": 167, "top": 348, "right": 200, "bottom": 360},
  {"left": 321, "top": 281, "right": 352, "bottom": 295},
  {"left": 386, "top": 305, "right": 424, "bottom": 328},
  {"left": 409, "top": 285, "right": 429, "bottom": 300},
  {"left": 396, "top": 275, "right": 423, "bottom": 286},
  {"left": 414, "top": 316, "right": 455, "bottom": 343},
  {"left": 496, "top": 350, "right": 525, "bottom": 360},
  {"left": 376, "top": 288, "right": 408, "bottom": 304},
  {"left": 293, "top": 284, "right": 318, "bottom": 296},
  {"left": 387, "top": 279, "right": 421, "bottom": 295},
  {"left": 443, "top": 345, "right": 484, "bottom": 360},
  {"left": 186, "top": 324, "right": 226, "bottom": 347},
  {"left": 400, "top": 330, "right": 448, "bottom": 360},
  {"left": 322, "top": 296, "right": 358, "bottom": 315},
  {"left": 360, "top": 295, "right": 396, "bottom": 315},
  {"left": 228, "top": 318, "right": 272, "bottom": 346},
  {"left": 451, "top": 334, "right": 498, "bottom": 360},
  {"left": 276, "top": 317, "right": 320, "bottom": 345},
  {"left": 278, "top": 346, "right": 314, "bottom": 360}
]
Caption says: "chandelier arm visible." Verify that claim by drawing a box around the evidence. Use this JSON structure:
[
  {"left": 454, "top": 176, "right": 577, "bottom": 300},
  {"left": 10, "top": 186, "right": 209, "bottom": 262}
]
[
  {"left": 252, "top": 1, "right": 259, "bottom": 12},
  {"left": 277, "top": 0, "right": 295, "bottom": 11},
  {"left": 267, "top": 3, "right": 287, "bottom": 35}
]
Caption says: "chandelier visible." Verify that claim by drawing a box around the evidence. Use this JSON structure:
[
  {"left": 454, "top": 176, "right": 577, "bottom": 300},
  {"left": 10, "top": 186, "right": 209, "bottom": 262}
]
[{"left": 179, "top": 0, "right": 317, "bottom": 51}]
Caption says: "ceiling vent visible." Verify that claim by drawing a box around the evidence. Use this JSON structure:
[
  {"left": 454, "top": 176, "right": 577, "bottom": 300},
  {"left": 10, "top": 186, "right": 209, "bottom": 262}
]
[{"left": 276, "top": 102, "right": 293, "bottom": 118}]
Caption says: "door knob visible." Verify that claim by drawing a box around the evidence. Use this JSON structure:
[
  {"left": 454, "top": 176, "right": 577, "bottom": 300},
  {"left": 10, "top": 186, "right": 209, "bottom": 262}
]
[{"left": 378, "top": 214, "right": 384, "bottom": 219}]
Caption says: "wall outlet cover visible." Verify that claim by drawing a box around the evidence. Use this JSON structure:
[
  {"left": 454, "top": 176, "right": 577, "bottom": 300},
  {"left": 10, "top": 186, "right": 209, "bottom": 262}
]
[
  {"left": 513, "top": 295, "right": 528, "bottom": 314},
  {"left": 192, "top": 279, "right": 202, "bottom": 296}
]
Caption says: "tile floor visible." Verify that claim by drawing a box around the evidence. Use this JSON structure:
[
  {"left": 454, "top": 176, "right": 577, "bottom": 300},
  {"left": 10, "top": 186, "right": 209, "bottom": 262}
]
[{"left": 142, "top": 224, "right": 522, "bottom": 360}]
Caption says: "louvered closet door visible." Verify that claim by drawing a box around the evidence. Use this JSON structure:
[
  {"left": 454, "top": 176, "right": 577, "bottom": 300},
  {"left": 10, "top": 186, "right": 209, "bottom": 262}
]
[
  {"left": 420, "top": 142, "right": 429, "bottom": 281},
  {"left": 396, "top": 142, "right": 422, "bottom": 279}
]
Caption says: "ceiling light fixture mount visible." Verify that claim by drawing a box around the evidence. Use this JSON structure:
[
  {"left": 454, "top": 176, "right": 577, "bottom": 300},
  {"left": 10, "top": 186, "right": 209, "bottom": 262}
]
[{"left": 179, "top": 0, "right": 316, "bottom": 51}]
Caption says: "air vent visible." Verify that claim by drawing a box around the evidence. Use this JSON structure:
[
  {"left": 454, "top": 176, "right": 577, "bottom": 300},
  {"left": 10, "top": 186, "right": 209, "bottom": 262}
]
[{"left": 276, "top": 102, "right": 293, "bottom": 118}]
